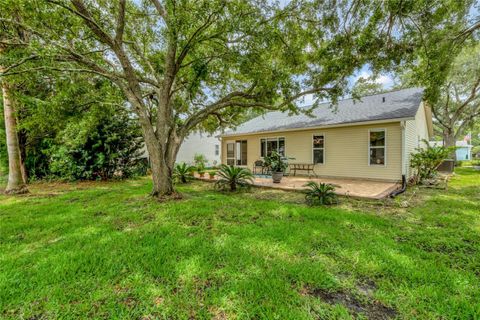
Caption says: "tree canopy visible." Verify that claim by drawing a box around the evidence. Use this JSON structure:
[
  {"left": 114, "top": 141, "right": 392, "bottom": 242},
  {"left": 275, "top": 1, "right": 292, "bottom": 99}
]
[{"left": 0, "top": 0, "right": 477, "bottom": 196}]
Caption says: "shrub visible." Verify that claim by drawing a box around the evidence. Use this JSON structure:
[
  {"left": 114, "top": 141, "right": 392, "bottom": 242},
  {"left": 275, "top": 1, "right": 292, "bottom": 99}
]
[
  {"left": 472, "top": 145, "right": 480, "bottom": 158},
  {"left": 47, "top": 108, "right": 144, "bottom": 181},
  {"left": 214, "top": 165, "right": 253, "bottom": 191},
  {"left": 303, "top": 181, "right": 337, "bottom": 206},
  {"left": 410, "top": 142, "right": 454, "bottom": 184},
  {"left": 456, "top": 161, "right": 465, "bottom": 167},
  {"left": 194, "top": 153, "right": 207, "bottom": 167},
  {"left": 173, "top": 163, "right": 195, "bottom": 183}
]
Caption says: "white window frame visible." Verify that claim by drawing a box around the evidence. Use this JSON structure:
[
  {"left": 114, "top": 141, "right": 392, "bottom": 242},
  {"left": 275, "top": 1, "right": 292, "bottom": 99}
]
[
  {"left": 312, "top": 133, "right": 325, "bottom": 165},
  {"left": 368, "top": 128, "right": 387, "bottom": 166},
  {"left": 259, "top": 137, "right": 286, "bottom": 158}
]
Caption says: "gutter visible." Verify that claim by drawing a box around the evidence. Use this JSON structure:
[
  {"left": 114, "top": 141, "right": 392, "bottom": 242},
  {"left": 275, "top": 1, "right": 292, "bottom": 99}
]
[
  {"left": 389, "top": 120, "right": 408, "bottom": 198},
  {"left": 219, "top": 117, "right": 415, "bottom": 138}
]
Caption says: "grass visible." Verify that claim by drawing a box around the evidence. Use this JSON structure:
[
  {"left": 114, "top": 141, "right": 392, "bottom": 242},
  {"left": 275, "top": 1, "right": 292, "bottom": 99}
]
[
  {"left": 457, "top": 159, "right": 480, "bottom": 167},
  {"left": 0, "top": 168, "right": 479, "bottom": 319}
]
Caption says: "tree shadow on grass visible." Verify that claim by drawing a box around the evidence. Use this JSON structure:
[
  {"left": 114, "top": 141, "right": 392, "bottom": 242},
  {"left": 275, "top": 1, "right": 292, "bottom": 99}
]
[{"left": 1, "top": 179, "right": 480, "bottom": 319}]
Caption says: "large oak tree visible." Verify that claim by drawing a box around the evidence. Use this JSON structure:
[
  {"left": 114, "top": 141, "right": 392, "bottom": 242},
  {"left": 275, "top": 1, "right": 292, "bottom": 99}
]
[{"left": 432, "top": 43, "right": 480, "bottom": 151}]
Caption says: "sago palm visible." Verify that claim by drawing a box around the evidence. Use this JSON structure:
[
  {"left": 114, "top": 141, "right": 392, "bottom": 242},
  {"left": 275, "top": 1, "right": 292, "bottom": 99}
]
[
  {"left": 215, "top": 165, "right": 254, "bottom": 191},
  {"left": 173, "top": 163, "right": 195, "bottom": 183},
  {"left": 304, "top": 181, "right": 337, "bottom": 205}
]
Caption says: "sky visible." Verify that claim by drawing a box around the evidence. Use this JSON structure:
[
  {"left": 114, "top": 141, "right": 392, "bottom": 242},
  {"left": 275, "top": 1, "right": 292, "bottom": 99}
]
[{"left": 299, "top": 65, "right": 395, "bottom": 107}]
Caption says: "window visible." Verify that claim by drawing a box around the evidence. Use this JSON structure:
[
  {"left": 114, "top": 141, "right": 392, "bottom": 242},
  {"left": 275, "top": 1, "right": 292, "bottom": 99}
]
[
  {"left": 313, "top": 135, "right": 324, "bottom": 164},
  {"left": 369, "top": 129, "right": 386, "bottom": 165},
  {"left": 215, "top": 144, "right": 219, "bottom": 156},
  {"left": 260, "top": 137, "right": 285, "bottom": 157}
]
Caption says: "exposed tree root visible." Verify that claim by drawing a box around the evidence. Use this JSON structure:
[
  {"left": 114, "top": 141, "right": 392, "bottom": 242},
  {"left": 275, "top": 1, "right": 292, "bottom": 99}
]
[
  {"left": 151, "top": 191, "right": 183, "bottom": 202},
  {"left": 5, "top": 185, "right": 29, "bottom": 195}
]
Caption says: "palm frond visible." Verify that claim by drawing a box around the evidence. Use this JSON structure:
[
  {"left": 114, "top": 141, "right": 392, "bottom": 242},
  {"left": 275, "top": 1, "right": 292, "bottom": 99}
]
[
  {"left": 173, "top": 162, "right": 195, "bottom": 183},
  {"left": 214, "top": 165, "right": 254, "bottom": 191},
  {"left": 303, "top": 181, "right": 337, "bottom": 206}
]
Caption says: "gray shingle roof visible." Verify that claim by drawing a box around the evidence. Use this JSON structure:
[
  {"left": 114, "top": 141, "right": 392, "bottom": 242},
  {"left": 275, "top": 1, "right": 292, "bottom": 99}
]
[{"left": 223, "top": 87, "right": 424, "bottom": 136}]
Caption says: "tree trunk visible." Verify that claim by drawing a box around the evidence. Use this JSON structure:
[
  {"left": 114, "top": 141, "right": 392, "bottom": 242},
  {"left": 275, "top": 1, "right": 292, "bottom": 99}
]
[
  {"left": 151, "top": 160, "right": 175, "bottom": 196},
  {"left": 443, "top": 129, "right": 457, "bottom": 160},
  {"left": 143, "top": 131, "right": 180, "bottom": 198},
  {"left": 1, "top": 77, "right": 28, "bottom": 194}
]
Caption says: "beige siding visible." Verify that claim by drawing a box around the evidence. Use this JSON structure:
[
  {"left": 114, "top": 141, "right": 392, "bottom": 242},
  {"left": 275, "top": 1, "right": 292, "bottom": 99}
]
[
  {"left": 415, "top": 102, "right": 430, "bottom": 142},
  {"left": 404, "top": 102, "right": 431, "bottom": 178},
  {"left": 222, "top": 122, "right": 403, "bottom": 181},
  {"left": 404, "top": 119, "right": 417, "bottom": 178}
]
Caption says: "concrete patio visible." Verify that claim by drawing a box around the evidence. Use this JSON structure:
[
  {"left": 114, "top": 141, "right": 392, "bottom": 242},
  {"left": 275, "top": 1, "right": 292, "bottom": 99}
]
[
  {"left": 198, "top": 174, "right": 400, "bottom": 199},
  {"left": 252, "top": 176, "right": 400, "bottom": 199}
]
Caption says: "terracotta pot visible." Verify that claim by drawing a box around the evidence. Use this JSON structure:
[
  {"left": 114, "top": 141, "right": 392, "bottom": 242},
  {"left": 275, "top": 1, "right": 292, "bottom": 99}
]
[{"left": 272, "top": 171, "right": 283, "bottom": 183}]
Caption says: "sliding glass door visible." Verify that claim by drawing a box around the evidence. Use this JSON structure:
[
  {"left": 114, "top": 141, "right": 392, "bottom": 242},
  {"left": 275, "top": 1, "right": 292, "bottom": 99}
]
[
  {"left": 226, "top": 142, "right": 235, "bottom": 166},
  {"left": 226, "top": 140, "right": 247, "bottom": 166},
  {"left": 236, "top": 140, "right": 247, "bottom": 166}
]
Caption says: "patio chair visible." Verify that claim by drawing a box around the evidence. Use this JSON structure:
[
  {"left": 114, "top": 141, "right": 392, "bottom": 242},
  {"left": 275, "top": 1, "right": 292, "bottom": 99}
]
[{"left": 253, "top": 160, "right": 265, "bottom": 175}]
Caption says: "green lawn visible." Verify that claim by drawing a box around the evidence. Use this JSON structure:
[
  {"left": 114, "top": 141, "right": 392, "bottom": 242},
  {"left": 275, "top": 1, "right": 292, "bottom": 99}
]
[{"left": 1, "top": 169, "right": 479, "bottom": 319}]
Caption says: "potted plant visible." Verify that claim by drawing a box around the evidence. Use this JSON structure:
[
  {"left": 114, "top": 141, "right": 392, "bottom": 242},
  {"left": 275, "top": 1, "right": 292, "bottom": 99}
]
[
  {"left": 208, "top": 171, "right": 216, "bottom": 180},
  {"left": 196, "top": 163, "right": 206, "bottom": 178},
  {"left": 193, "top": 153, "right": 208, "bottom": 178},
  {"left": 263, "top": 151, "right": 289, "bottom": 183}
]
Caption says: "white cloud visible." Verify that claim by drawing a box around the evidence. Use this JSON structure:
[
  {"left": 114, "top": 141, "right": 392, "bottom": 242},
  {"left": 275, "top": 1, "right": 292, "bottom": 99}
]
[
  {"left": 297, "top": 94, "right": 314, "bottom": 107},
  {"left": 353, "top": 70, "right": 394, "bottom": 88}
]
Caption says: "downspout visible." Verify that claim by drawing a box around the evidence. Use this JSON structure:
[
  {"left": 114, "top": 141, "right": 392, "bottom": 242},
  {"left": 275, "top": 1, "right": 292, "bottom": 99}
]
[
  {"left": 390, "top": 174, "right": 407, "bottom": 198},
  {"left": 390, "top": 121, "right": 407, "bottom": 198}
]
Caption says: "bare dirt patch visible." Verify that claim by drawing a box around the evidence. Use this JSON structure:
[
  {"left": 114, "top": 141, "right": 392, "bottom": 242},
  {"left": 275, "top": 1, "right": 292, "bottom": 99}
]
[{"left": 304, "top": 286, "right": 396, "bottom": 320}]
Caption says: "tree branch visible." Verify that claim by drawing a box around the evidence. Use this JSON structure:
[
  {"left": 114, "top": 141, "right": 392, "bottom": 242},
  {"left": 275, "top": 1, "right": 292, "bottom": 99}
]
[
  {"left": 123, "top": 40, "right": 162, "bottom": 84},
  {"left": 0, "top": 66, "right": 118, "bottom": 79},
  {"left": 175, "top": 9, "right": 219, "bottom": 70},
  {"left": 48, "top": 0, "right": 115, "bottom": 47},
  {"left": 432, "top": 82, "right": 451, "bottom": 129},
  {"left": 180, "top": 87, "right": 332, "bottom": 133},
  {"left": 454, "top": 75, "right": 480, "bottom": 118},
  {"left": 115, "top": 0, "right": 126, "bottom": 45},
  {"left": 456, "top": 19, "right": 480, "bottom": 41},
  {"left": 150, "top": 0, "right": 168, "bottom": 20},
  {"left": 0, "top": 55, "right": 37, "bottom": 74}
]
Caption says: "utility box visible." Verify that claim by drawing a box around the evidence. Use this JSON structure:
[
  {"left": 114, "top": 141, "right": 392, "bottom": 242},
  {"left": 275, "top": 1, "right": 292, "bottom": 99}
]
[{"left": 437, "top": 159, "right": 455, "bottom": 173}]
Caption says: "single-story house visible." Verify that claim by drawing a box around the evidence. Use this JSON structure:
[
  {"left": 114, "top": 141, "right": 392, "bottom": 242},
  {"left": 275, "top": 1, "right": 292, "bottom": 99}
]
[
  {"left": 141, "top": 131, "right": 221, "bottom": 167},
  {"left": 430, "top": 140, "right": 473, "bottom": 161},
  {"left": 220, "top": 88, "right": 433, "bottom": 182},
  {"left": 176, "top": 131, "right": 221, "bottom": 166}
]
